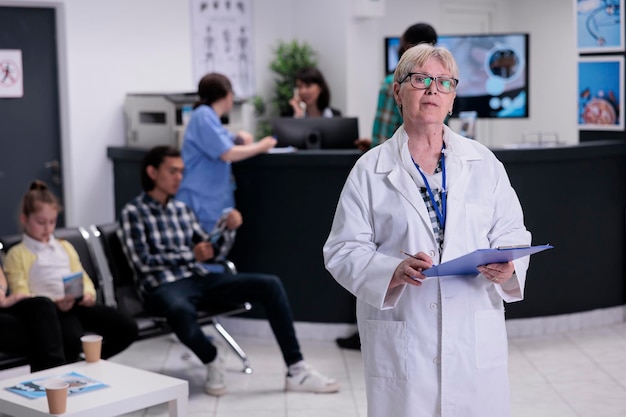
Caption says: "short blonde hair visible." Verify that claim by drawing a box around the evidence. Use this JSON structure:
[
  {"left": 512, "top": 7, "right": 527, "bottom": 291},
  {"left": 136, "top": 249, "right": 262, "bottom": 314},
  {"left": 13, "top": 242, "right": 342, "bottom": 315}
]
[{"left": 394, "top": 43, "right": 459, "bottom": 84}]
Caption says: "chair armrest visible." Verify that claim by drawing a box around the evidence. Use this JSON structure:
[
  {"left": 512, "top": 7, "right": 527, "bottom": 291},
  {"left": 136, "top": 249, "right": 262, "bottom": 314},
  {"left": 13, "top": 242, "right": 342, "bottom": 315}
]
[{"left": 220, "top": 259, "right": 238, "bottom": 275}]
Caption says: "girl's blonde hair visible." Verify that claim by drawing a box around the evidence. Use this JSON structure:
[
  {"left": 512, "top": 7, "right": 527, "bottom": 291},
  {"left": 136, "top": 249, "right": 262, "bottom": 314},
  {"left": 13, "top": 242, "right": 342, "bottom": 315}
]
[{"left": 21, "top": 180, "right": 62, "bottom": 217}]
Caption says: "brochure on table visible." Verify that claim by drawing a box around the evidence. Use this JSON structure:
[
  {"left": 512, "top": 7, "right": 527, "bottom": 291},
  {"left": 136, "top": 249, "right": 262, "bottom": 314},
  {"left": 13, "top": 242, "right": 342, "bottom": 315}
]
[{"left": 5, "top": 371, "right": 108, "bottom": 399}]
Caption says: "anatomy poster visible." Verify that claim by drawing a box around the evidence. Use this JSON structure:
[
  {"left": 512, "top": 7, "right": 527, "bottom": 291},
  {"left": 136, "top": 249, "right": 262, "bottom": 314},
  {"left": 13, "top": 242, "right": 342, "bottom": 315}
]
[
  {"left": 576, "top": 0, "right": 624, "bottom": 52},
  {"left": 190, "top": 0, "right": 254, "bottom": 98},
  {"left": 578, "top": 56, "right": 624, "bottom": 130},
  {"left": 0, "top": 49, "right": 23, "bottom": 98}
]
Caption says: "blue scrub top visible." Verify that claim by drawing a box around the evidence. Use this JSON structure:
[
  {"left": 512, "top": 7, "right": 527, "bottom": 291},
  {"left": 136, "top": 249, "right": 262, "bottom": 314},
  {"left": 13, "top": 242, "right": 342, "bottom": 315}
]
[{"left": 176, "top": 105, "right": 235, "bottom": 233}]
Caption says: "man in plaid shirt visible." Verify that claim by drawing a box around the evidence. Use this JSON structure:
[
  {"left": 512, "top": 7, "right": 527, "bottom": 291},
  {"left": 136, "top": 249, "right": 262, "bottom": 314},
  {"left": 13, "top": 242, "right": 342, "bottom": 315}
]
[{"left": 120, "top": 145, "right": 339, "bottom": 397}]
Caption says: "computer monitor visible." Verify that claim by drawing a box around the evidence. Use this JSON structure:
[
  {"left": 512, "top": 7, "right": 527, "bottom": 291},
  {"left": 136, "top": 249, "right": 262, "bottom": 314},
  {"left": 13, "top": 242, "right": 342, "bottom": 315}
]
[
  {"left": 271, "top": 117, "right": 359, "bottom": 150},
  {"left": 384, "top": 36, "right": 401, "bottom": 75}
]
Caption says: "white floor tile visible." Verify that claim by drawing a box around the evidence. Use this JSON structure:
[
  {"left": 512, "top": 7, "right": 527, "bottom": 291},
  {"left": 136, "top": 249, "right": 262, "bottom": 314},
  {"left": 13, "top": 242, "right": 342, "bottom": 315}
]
[
  {"left": 552, "top": 377, "right": 626, "bottom": 417},
  {"left": 108, "top": 319, "right": 626, "bottom": 417},
  {"left": 511, "top": 402, "right": 579, "bottom": 417}
]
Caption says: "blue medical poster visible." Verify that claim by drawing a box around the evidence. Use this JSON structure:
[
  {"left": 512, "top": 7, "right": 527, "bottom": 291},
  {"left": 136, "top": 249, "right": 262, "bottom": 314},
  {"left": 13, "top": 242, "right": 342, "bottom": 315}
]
[
  {"left": 576, "top": 0, "right": 624, "bottom": 52},
  {"left": 578, "top": 56, "right": 624, "bottom": 130}
]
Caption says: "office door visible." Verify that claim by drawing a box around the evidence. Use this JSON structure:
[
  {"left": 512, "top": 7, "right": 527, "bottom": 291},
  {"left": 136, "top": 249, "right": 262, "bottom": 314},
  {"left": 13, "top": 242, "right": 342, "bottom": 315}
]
[{"left": 0, "top": 6, "right": 63, "bottom": 234}]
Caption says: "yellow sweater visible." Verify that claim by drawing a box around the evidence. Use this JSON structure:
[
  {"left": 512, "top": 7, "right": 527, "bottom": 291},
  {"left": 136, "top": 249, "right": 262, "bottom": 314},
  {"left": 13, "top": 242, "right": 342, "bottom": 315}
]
[{"left": 4, "top": 239, "right": 97, "bottom": 299}]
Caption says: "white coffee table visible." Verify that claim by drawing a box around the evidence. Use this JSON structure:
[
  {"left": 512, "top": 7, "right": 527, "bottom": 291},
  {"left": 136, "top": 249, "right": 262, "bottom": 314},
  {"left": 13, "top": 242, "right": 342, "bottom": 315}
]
[{"left": 0, "top": 360, "right": 188, "bottom": 417}]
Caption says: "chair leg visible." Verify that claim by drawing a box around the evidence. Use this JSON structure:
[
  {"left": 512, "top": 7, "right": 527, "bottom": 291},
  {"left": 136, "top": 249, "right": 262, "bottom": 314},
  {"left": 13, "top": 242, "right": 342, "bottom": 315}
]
[{"left": 212, "top": 319, "right": 252, "bottom": 374}]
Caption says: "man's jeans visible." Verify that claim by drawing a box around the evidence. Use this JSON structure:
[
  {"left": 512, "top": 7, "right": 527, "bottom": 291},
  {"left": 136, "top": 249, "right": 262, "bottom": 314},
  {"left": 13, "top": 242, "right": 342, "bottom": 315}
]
[{"left": 144, "top": 272, "right": 303, "bottom": 366}]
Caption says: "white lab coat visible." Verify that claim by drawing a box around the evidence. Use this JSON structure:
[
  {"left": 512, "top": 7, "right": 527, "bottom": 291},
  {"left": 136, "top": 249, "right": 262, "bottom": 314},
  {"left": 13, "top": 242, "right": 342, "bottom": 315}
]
[{"left": 323, "top": 125, "right": 531, "bottom": 417}]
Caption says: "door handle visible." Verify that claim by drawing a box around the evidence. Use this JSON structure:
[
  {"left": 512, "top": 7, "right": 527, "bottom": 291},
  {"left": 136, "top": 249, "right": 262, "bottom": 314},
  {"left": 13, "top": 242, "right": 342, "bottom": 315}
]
[
  {"left": 44, "top": 160, "right": 61, "bottom": 186},
  {"left": 44, "top": 160, "right": 60, "bottom": 171}
]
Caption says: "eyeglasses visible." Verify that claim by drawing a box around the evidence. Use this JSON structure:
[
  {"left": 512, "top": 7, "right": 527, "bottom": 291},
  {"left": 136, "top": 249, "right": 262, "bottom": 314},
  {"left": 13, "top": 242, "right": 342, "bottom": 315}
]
[{"left": 400, "top": 72, "right": 459, "bottom": 93}]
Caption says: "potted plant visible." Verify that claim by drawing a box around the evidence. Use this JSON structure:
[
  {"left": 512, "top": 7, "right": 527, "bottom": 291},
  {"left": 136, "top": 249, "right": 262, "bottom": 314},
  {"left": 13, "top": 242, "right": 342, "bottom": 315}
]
[
  {"left": 250, "top": 94, "right": 272, "bottom": 138},
  {"left": 269, "top": 40, "right": 318, "bottom": 116},
  {"left": 251, "top": 40, "right": 318, "bottom": 137}
]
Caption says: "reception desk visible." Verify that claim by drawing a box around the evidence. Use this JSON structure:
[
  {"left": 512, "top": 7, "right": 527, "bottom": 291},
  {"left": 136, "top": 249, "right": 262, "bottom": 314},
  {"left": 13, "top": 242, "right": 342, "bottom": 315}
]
[{"left": 108, "top": 141, "right": 626, "bottom": 323}]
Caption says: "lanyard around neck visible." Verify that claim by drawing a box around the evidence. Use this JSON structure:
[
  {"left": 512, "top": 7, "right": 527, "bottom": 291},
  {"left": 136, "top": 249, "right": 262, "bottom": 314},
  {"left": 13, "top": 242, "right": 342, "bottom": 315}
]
[{"left": 413, "top": 145, "right": 447, "bottom": 229}]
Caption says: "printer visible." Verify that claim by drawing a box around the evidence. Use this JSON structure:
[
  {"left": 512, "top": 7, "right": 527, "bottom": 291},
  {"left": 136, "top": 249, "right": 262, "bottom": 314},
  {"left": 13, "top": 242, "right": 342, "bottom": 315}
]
[
  {"left": 124, "top": 92, "right": 251, "bottom": 148},
  {"left": 124, "top": 93, "right": 197, "bottom": 148}
]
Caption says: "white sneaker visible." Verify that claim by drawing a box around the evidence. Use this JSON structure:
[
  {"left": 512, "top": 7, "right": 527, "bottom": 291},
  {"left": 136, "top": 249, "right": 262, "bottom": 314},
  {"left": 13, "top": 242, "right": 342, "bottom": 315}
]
[
  {"left": 204, "top": 360, "right": 227, "bottom": 396},
  {"left": 285, "top": 365, "right": 340, "bottom": 393}
]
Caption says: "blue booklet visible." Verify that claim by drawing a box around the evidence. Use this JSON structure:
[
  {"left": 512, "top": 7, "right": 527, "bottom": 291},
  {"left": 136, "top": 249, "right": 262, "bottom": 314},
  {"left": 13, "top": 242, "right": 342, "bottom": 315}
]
[
  {"left": 422, "top": 244, "right": 553, "bottom": 278},
  {"left": 5, "top": 371, "right": 108, "bottom": 399},
  {"left": 63, "top": 271, "right": 84, "bottom": 300}
]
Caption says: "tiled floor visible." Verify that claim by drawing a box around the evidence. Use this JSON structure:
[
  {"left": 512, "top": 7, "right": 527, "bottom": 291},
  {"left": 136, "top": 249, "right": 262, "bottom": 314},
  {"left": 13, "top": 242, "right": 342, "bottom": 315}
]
[{"left": 108, "top": 319, "right": 626, "bottom": 417}]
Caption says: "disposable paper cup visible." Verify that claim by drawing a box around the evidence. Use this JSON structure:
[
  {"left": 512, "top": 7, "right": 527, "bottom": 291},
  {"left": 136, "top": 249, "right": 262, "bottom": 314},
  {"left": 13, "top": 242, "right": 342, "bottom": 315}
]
[
  {"left": 80, "top": 334, "right": 103, "bottom": 363},
  {"left": 44, "top": 380, "right": 69, "bottom": 414}
]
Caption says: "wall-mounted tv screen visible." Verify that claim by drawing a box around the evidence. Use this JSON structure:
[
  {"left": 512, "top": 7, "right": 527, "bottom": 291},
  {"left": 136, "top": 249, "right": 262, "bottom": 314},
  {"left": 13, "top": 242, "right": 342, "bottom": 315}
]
[{"left": 384, "top": 33, "right": 529, "bottom": 119}]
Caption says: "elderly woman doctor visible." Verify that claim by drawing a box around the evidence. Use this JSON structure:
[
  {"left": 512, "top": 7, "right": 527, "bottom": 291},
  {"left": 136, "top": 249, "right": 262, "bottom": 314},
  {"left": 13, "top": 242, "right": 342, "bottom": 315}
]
[{"left": 323, "top": 43, "right": 531, "bottom": 417}]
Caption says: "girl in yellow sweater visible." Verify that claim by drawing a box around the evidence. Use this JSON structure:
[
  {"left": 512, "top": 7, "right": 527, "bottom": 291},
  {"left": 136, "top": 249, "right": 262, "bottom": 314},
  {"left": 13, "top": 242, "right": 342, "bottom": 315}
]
[{"left": 4, "top": 181, "right": 137, "bottom": 363}]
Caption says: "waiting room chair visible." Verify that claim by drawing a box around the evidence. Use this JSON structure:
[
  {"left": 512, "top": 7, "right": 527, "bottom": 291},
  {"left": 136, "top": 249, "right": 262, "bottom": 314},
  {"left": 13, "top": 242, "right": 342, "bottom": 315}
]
[{"left": 91, "top": 223, "right": 253, "bottom": 374}]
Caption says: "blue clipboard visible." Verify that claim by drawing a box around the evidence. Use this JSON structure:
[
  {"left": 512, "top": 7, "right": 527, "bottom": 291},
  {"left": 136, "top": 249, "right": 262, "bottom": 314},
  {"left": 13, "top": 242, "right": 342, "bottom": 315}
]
[{"left": 423, "top": 244, "right": 553, "bottom": 277}]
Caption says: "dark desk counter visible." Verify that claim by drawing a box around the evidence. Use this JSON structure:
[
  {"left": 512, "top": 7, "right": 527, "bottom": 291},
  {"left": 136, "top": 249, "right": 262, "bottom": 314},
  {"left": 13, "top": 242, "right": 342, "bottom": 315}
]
[
  {"left": 490, "top": 141, "right": 626, "bottom": 319},
  {"left": 108, "top": 141, "right": 626, "bottom": 322}
]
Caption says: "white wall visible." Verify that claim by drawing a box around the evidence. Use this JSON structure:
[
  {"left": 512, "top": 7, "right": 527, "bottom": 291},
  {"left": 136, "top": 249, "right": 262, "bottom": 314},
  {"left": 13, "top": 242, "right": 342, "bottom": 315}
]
[
  {"left": 1, "top": 0, "right": 580, "bottom": 227},
  {"left": 501, "top": 0, "right": 577, "bottom": 146},
  {"left": 346, "top": 16, "right": 383, "bottom": 136},
  {"left": 250, "top": 0, "right": 292, "bottom": 103},
  {"left": 63, "top": 0, "right": 196, "bottom": 226}
]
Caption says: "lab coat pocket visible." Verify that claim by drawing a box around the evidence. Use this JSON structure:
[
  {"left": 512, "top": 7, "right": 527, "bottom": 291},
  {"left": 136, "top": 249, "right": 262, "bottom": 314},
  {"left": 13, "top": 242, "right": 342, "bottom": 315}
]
[
  {"left": 465, "top": 203, "right": 494, "bottom": 248},
  {"left": 363, "top": 320, "right": 407, "bottom": 379},
  {"left": 474, "top": 310, "right": 508, "bottom": 369}
]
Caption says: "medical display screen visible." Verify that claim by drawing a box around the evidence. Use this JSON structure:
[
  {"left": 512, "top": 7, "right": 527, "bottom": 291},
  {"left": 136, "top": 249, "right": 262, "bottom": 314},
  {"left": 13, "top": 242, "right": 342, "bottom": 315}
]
[{"left": 384, "top": 33, "right": 530, "bottom": 118}]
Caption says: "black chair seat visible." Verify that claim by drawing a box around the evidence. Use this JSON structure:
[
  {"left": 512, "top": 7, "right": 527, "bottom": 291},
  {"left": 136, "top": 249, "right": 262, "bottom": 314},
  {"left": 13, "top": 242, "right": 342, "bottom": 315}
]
[{"left": 92, "top": 223, "right": 253, "bottom": 373}]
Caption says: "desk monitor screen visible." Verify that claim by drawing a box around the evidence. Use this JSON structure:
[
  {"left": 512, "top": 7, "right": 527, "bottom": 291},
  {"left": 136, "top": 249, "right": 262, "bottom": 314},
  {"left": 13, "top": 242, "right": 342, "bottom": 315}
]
[
  {"left": 271, "top": 117, "right": 359, "bottom": 150},
  {"left": 384, "top": 36, "right": 401, "bottom": 75}
]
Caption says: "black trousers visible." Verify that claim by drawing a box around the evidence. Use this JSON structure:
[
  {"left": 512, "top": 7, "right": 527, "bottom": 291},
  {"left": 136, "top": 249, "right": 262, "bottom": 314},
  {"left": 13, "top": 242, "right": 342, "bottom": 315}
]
[
  {"left": 145, "top": 272, "right": 303, "bottom": 366},
  {"left": 0, "top": 297, "right": 65, "bottom": 371},
  {"left": 0, "top": 297, "right": 137, "bottom": 371},
  {"left": 57, "top": 302, "right": 138, "bottom": 362}
]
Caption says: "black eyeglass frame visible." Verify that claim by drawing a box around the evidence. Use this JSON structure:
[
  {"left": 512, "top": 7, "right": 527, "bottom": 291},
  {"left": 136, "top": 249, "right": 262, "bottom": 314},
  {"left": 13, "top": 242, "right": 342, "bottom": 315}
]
[{"left": 399, "top": 72, "right": 459, "bottom": 93}]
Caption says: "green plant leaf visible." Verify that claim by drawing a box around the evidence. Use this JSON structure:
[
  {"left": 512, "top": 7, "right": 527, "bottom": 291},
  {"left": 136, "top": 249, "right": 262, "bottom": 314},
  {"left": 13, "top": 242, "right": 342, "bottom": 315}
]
[{"left": 268, "top": 40, "right": 318, "bottom": 115}]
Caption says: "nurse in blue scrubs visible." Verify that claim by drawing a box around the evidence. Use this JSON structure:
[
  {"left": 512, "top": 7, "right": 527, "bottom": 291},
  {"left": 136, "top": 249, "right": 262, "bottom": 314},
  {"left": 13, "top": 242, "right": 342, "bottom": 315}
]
[{"left": 177, "top": 73, "right": 276, "bottom": 234}]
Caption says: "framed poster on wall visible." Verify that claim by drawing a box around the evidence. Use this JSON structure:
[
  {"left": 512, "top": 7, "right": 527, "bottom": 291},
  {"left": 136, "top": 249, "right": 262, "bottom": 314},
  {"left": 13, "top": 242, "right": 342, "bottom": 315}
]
[
  {"left": 578, "top": 55, "right": 624, "bottom": 130},
  {"left": 190, "top": 0, "right": 254, "bottom": 99},
  {"left": 575, "top": 0, "right": 624, "bottom": 53}
]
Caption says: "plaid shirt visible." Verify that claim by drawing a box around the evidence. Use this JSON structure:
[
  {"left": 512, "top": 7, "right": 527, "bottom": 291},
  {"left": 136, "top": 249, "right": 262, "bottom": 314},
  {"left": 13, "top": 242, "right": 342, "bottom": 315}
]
[
  {"left": 372, "top": 74, "right": 402, "bottom": 146},
  {"left": 418, "top": 160, "right": 445, "bottom": 250},
  {"left": 120, "top": 193, "right": 212, "bottom": 293}
]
